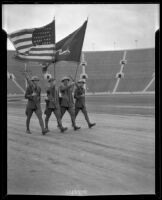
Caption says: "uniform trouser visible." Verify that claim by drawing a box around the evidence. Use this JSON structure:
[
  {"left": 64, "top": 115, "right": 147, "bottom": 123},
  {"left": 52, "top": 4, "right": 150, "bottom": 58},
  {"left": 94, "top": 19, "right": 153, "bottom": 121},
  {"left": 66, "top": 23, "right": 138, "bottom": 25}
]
[
  {"left": 26, "top": 108, "right": 45, "bottom": 131},
  {"left": 44, "top": 108, "right": 63, "bottom": 129},
  {"left": 61, "top": 106, "right": 76, "bottom": 127},
  {"left": 75, "top": 106, "right": 90, "bottom": 125}
]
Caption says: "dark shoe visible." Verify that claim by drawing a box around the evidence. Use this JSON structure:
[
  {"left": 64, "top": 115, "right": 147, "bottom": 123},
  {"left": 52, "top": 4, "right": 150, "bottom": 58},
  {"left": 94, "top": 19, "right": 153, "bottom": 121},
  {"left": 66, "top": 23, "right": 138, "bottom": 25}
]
[
  {"left": 42, "top": 129, "right": 48, "bottom": 135},
  {"left": 88, "top": 123, "right": 96, "bottom": 128},
  {"left": 26, "top": 130, "right": 32, "bottom": 134},
  {"left": 74, "top": 126, "right": 81, "bottom": 131},
  {"left": 45, "top": 128, "right": 50, "bottom": 132},
  {"left": 60, "top": 127, "right": 68, "bottom": 133}
]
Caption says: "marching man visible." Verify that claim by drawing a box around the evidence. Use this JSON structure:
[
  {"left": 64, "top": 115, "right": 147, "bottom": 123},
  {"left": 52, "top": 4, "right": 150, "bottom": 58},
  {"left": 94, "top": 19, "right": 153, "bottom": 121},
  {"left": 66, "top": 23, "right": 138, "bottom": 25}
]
[
  {"left": 44, "top": 77, "right": 67, "bottom": 133},
  {"left": 25, "top": 76, "right": 48, "bottom": 135},
  {"left": 74, "top": 79, "right": 96, "bottom": 128},
  {"left": 59, "top": 76, "right": 81, "bottom": 131}
]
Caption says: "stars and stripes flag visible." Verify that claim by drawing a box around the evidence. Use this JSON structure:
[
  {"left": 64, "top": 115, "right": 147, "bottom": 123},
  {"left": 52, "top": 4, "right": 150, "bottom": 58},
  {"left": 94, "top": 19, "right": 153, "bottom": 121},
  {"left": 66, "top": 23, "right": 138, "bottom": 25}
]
[{"left": 8, "top": 20, "right": 55, "bottom": 63}]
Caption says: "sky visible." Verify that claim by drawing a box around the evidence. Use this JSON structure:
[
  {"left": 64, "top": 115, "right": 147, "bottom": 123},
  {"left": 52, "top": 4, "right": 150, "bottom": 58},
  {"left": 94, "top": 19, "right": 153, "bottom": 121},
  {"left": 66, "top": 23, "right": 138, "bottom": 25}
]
[{"left": 2, "top": 4, "right": 159, "bottom": 51}]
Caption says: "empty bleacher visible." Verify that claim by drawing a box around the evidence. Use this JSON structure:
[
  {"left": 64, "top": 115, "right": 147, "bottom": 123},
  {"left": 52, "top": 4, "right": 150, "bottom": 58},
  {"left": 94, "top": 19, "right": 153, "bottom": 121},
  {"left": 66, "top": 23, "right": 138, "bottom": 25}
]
[
  {"left": 7, "top": 51, "right": 27, "bottom": 90},
  {"left": 7, "top": 78, "right": 24, "bottom": 95},
  {"left": 147, "top": 81, "right": 155, "bottom": 91},
  {"left": 84, "top": 51, "right": 123, "bottom": 92},
  {"left": 117, "top": 48, "right": 155, "bottom": 92},
  {"left": 7, "top": 48, "right": 155, "bottom": 94}
]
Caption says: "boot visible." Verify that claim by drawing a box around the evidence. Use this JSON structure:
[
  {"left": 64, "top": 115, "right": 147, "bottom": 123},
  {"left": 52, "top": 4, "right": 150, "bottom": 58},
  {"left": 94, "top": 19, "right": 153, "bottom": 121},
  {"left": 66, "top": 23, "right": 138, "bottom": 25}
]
[
  {"left": 45, "top": 118, "right": 50, "bottom": 132},
  {"left": 39, "top": 118, "right": 47, "bottom": 135},
  {"left": 26, "top": 118, "right": 31, "bottom": 133},
  {"left": 58, "top": 121, "right": 68, "bottom": 133},
  {"left": 26, "top": 129, "right": 32, "bottom": 134},
  {"left": 42, "top": 129, "right": 48, "bottom": 135},
  {"left": 74, "top": 126, "right": 81, "bottom": 131},
  {"left": 60, "top": 126, "right": 68, "bottom": 133},
  {"left": 44, "top": 127, "right": 50, "bottom": 132},
  {"left": 83, "top": 111, "right": 94, "bottom": 128},
  {"left": 88, "top": 123, "right": 96, "bottom": 128},
  {"left": 71, "top": 118, "right": 81, "bottom": 131}
]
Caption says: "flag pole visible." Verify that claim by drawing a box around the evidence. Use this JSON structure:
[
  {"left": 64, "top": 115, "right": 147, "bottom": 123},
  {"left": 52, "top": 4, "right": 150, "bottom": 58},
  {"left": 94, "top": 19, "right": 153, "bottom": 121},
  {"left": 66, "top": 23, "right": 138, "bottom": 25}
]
[
  {"left": 40, "top": 65, "right": 47, "bottom": 95},
  {"left": 74, "top": 62, "right": 80, "bottom": 82},
  {"left": 54, "top": 62, "right": 56, "bottom": 79},
  {"left": 24, "top": 63, "right": 27, "bottom": 88},
  {"left": 53, "top": 16, "right": 56, "bottom": 80}
]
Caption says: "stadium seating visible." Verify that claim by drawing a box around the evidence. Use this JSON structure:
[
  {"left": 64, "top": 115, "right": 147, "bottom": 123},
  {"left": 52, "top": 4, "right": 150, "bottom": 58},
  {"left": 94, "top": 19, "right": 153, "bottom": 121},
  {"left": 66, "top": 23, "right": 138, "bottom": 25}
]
[
  {"left": 117, "top": 48, "right": 155, "bottom": 92},
  {"left": 147, "top": 81, "right": 155, "bottom": 91},
  {"left": 7, "top": 78, "right": 24, "bottom": 95},
  {"left": 7, "top": 51, "right": 27, "bottom": 90},
  {"left": 7, "top": 48, "right": 155, "bottom": 94}
]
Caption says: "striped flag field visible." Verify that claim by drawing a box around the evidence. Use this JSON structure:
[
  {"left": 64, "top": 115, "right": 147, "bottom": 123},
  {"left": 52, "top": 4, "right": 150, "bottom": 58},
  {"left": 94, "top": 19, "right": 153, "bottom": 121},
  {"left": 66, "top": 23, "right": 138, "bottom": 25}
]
[{"left": 8, "top": 20, "right": 55, "bottom": 63}]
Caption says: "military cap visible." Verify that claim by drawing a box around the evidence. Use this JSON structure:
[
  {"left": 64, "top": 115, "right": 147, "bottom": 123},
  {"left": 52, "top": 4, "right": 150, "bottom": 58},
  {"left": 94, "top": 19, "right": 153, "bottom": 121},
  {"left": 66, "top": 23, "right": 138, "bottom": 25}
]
[
  {"left": 48, "top": 77, "right": 55, "bottom": 82},
  {"left": 31, "top": 76, "right": 39, "bottom": 81},
  {"left": 61, "top": 76, "right": 70, "bottom": 82},
  {"left": 78, "top": 79, "right": 86, "bottom": 83}
]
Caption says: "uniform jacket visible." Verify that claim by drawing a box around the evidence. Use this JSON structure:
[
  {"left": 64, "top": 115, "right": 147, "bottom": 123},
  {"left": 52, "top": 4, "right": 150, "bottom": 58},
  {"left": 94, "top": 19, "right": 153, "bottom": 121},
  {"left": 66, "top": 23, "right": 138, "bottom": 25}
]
[
  {"left": 74, "top": 86, "right": 86, "bottom": 108},
  {"left": 25, "top": 85, "right": 41, "bottom": 110},
  {"left": 59, "top": 84, "right": 74, "bottom": 107},
  {"left": 46, "top": 85, "right": 60, "bottom": 109}
]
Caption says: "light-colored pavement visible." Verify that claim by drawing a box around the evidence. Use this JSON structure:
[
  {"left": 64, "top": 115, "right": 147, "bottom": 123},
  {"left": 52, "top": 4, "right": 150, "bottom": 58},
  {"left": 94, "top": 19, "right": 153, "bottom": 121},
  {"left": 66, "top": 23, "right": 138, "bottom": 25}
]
[{"left": 7, "top": 106, "right": 155, "bottom": 195}]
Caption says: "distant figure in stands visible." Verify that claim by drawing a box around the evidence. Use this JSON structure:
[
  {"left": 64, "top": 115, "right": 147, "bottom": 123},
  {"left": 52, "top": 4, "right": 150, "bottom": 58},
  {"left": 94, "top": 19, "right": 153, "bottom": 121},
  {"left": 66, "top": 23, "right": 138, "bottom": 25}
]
[
  {"left": 59, "top": 76, "right": 80, "bottom": 131},
  {"left": 44, "top": 77, "right": 67, "bottom": 133},
  {"left": 25, "top": 76, "right": 48, "bottom": 135},
  {"left": 74, "top": 79, "right": 96, "bottom": 128}
]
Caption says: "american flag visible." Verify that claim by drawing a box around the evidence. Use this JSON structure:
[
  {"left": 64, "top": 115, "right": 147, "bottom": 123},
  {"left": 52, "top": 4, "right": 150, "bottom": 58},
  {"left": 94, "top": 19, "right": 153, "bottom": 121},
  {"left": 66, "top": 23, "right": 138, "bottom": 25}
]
[{"left": 8, "top": 20, "right": 55, "bottom": 63}]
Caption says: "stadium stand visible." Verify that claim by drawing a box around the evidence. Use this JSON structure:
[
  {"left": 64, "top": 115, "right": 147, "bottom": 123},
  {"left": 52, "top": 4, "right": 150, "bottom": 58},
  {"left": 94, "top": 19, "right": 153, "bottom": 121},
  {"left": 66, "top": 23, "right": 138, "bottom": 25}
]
[
  {"left": 117, "top": 48, "right": 155, "bottom": 92},
  {"left": 7, "top": 48, "right": 155, "bottom": 94},
  {"left": 147, "top": 81, "right": 155, "bottom": 91},
  {"left": 7, "top": 78, "right": 24, "bottom": 95},
  {"left": 7, "top": 51, "right": 27, "bottom": 90},
  {"left": 85, "top": 51, "right": 123, "bottom": 92}
]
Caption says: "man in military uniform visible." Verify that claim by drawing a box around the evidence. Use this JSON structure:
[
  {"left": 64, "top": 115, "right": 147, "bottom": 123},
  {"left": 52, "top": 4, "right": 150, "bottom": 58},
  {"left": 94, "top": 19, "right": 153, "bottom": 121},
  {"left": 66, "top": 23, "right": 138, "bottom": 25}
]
[
  {"left": 44, "top": 77, "right": 67, "bottom": 133},
  {"left": 74, "top": 79, "right": 96, "bottom": 128},
  {"left": 59, "top": 76, "right": 80, "bottom": 131},
  {"left": 25, "top": 76, "right": 48, "bottom": 135}
]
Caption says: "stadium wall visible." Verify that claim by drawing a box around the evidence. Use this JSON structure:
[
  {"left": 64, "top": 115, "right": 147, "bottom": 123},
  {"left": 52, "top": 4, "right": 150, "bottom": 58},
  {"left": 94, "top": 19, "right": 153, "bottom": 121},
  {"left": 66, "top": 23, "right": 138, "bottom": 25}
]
[{"left": 7, "top": 48, "right": 155, "bottom": 94}]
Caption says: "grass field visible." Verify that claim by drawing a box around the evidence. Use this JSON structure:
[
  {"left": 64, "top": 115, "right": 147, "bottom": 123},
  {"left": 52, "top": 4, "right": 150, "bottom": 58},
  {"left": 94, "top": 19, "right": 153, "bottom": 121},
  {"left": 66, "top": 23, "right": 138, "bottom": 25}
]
[{"left": 7, "top": 94, "right": 155, "bottom": 195}]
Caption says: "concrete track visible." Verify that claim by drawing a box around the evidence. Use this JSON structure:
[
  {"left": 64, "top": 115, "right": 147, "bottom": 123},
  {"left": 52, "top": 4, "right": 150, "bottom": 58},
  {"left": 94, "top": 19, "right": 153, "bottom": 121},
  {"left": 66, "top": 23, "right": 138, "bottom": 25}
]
[{"left": 7, "top": 94, "right": 155, "bottom": 195}]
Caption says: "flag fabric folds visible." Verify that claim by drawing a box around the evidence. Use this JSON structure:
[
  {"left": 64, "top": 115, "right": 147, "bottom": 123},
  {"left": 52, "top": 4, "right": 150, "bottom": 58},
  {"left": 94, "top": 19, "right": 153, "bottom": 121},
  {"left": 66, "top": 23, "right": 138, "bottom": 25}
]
[
  {"left": 8, "top": 20, "right": 55, "bottom": 63},
  {"left": 55, "top": 20, "right": 87, "bottom": 63}
]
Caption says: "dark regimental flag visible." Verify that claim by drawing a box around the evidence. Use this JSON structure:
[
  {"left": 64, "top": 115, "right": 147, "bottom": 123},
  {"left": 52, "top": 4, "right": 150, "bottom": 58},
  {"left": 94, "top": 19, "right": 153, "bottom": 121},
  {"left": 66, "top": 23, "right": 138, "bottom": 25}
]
[
  {"left": 8, "top": 20, "right": 55, "bottom": 63},
  {"left": 55, "top": 20, "right": 87, "bottom": 63}
]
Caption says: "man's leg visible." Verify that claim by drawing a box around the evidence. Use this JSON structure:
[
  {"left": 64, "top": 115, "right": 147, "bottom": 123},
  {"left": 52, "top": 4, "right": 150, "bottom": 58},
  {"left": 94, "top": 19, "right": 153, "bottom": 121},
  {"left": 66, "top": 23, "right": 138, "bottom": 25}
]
[
  {"left": 81, "top": 107, "right": 96, "bottom": 128},
  {"left": 35, "top": 108, "right": 47, "bottom": 135},
  {"left": 44, "top": 108, "right": 52, "bottom": 131},
  {"left": 75, "top": 107, "right": 80, "bottom": 118},
  {"left": 53, "top": 108, "right": 67, "bottom": 133},
  {"left": 26, "top": 109, "right": 33, "bottom": 134},
  {"left": 72, "top": 107, "right": 80, "bottom": 127},
  {"left": 60, "top": 106, "right": 67, "bottom": 119},
  {"left": 68, "top": 106, "right": 80, "bottom": 131}
]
